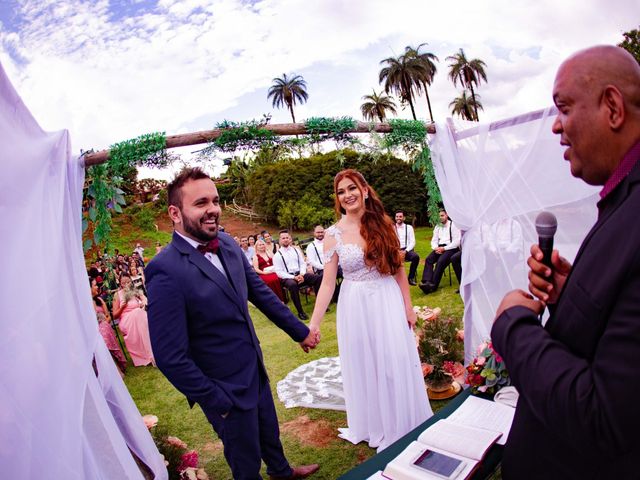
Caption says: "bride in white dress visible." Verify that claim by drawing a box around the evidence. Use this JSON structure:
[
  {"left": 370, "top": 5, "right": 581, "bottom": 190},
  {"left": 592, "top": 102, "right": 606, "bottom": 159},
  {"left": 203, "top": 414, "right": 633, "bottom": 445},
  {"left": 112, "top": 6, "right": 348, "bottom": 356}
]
[{"left": 308, "top": 169, "right": 432, "bottom": 452}]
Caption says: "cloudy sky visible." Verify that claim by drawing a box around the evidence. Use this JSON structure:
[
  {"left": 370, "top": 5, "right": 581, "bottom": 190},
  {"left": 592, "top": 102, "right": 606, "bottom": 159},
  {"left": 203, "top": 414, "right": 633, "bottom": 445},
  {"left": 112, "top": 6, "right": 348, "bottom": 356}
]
[{"left": 0, "top": 0, "right": 637, "bottom": 178}]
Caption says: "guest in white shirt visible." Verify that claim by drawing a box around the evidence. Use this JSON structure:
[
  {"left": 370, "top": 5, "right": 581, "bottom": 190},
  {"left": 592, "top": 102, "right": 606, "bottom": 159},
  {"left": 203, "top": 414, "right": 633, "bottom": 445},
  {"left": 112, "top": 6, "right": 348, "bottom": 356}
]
[
  {"left": 306, "top": 225, "right": 341, "bottom": 302},
  {"left": 419, "top": 209, "right": 461, "bottom": 294},
  {"left": 239, "top": 236, "right": 255, "bottom": 263},
  {"left": 274, "top": 229, "right": 322, "bottom": 320},
  {"left": 395, "top": 211, "right": 420, "bottom": 286}
]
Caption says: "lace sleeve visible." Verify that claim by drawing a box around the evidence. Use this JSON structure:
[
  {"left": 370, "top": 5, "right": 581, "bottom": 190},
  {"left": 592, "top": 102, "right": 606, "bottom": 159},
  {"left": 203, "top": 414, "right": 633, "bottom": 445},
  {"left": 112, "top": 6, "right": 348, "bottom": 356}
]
[{"left": 323, "top": 225, "right": 339, "bottom": 263}]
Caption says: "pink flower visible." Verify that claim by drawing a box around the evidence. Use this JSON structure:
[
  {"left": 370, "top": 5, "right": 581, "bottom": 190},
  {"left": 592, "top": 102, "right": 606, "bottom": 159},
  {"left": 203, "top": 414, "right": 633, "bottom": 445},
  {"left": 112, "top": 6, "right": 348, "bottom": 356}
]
[
  {"left": 166, "top": 436, "right": 188, "bottom": 449},
  {"left": 477, "top": 342, "right": 488, "bottom": 354},
  {"left": 178, "top": 450, "right": 199, "bottom": 472},
  {"left": 142, "top": 414, "right": 158, "bottom": 429},
  {"left": 494, "top": 351, "right": 503, "bottom": 363},
  {"left": 422, "top": 363, "right": 434, "bottom": 377},
  {"left": 475, "top": 356, "right": 486, "bottom": 366},
  {"left": 456, "top": 329, "right": 464, "bottom": 342}
]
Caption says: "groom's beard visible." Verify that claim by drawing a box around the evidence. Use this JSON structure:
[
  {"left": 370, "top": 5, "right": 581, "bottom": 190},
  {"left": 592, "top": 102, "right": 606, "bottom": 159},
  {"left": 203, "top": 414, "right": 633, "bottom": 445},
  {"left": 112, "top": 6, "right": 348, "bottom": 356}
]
[{"left": 182, "top": 211, "right": 219, "bottom": 242}]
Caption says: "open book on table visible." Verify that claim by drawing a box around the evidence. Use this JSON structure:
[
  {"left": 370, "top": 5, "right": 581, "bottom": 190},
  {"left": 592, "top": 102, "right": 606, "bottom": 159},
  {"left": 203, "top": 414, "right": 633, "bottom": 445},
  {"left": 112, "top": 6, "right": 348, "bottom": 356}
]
[{"left": 382, "top": 396, "right": 515, "bottom": 480}]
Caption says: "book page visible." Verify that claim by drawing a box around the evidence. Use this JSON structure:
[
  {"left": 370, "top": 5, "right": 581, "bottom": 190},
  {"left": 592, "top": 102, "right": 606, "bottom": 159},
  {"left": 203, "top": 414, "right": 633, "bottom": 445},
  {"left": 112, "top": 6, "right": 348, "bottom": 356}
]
[
  {"left": 417, "top": 420, "right": 501, "bottom": 461},
  {"left": 446, "top": 396, "right": 515, "bottom": 445}
]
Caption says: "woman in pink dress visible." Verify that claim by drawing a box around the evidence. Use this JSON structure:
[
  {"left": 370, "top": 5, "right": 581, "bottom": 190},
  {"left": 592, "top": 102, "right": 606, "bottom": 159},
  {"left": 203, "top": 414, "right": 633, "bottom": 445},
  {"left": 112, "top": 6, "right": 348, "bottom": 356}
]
[
  {"left": 112, "top": 274, "right": 155, "bottom": 367},
  {"left": 91, "top": 279, "right": 127, "bottom": 374},
  {"left": 252, "top": 239, "right": 286, "bottom": 302}
]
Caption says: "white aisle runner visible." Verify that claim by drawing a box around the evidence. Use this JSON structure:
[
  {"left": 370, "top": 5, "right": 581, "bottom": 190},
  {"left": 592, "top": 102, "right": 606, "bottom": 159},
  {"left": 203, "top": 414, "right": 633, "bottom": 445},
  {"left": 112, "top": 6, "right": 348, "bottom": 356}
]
[{"left": 277, "top": 357, "right": 346, "bottom": 411}]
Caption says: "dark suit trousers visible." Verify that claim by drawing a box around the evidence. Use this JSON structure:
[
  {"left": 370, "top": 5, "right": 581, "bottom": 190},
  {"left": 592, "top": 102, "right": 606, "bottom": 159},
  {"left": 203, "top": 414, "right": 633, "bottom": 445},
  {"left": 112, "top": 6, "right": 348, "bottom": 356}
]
[
  {"left": 281, "top": 273, "right": 322, "bottom": 315},
  {"left": 403, "top": 249, "right": 420, "bottom": 281},
  {"left": 421, "top": 248, "right": 459, "bottom": 287},
  {"left": 205, "top": 381, "right": 292, "bottom": 480}
]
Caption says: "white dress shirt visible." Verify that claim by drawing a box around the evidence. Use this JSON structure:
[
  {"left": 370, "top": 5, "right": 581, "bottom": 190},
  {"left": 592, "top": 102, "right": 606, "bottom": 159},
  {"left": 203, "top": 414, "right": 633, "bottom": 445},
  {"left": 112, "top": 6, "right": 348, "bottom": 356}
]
[
  {"left": 305, "top": 240, "right": 324, "bottom": 271},
  {"left": 273, "top": 245, "right": 307, "bottom": 279},
  {"left": 395, "top": 222, "right": 416, "bottom": 251},
  {"left": 242, "top": 246, "right": 255, "bottom": 263},
  {"left": 175, "top": 231, "right": 229, "bottom": 280},
  {"left": 431, "top": 220, "right": 461, "bottom": 251}
]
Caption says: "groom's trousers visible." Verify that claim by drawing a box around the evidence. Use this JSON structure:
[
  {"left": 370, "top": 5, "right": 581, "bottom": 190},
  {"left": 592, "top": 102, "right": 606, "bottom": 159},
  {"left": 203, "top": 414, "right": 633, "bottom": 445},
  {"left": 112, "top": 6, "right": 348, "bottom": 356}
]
[{"left": 205, "top": 377, "right": 293, "bottom": 480}]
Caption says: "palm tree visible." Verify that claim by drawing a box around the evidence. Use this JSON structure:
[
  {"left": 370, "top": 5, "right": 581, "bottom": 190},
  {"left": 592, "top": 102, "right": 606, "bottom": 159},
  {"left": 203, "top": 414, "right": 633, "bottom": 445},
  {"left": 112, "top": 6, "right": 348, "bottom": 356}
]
[
  {"left": 404, "top": 44, "right": 439, "bottom": 122},
  {"left": 449, "top": 90, "right": 483, "bottom": 121},
  {"left": 360, "top": 90, "right": 397, "bottom": 122},
  {"left": 267, "top": 73, "right": 309, "bottom": 123},
  {"left": 379, "top": 53, "right": 427, "bottom": 120},
  {"left": 446, "top": 48, "right": 487, "bottom": 121}
]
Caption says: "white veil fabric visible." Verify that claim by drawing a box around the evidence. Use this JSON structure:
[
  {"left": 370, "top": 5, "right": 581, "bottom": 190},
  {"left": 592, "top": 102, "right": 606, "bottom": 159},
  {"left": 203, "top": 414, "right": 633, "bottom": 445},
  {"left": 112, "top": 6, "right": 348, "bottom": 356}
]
[
  {"left": 0, "top": 61, "right": 167, "bottom": 478},
  {"left": 429, "top": 109, "right": 600, "bottom": 363}
]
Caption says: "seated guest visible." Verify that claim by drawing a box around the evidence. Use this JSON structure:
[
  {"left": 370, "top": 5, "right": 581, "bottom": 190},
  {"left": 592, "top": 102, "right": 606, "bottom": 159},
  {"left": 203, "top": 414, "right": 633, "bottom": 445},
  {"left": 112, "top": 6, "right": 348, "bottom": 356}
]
[
  {"left": 305, "top": 224, "right": 341, "bottom": 302},
  {"left": 253, "top": 239, "right": 286, "bottom": 302},
  {"left": 239, "top": 236, "right": 255, "bottom": 263},
  {"left": 261, "top": 229, "right": 279, "bottom": 255},
  {"left": 248, "top": 235, "right": 256, "bottom": 248},
  {"left": 129, "top": 263, "right": 146, "bottom": 293},
  {"left": 91, "top": 279, "right": 127, "bottom": 374},
  {"left": 112, "top": 274, "right": 155, "bottom": 367},
  {"left": 395, "top": 211, "right": 420, "bottom": 285},
  {"left": 131, "top": 250, "right": 145, "bottom": 268},
  {"left": 273, "top": 229, "right": 321, "bottom": 320},
  {"left": 419, "top": 208, "right": 461, "bottom": 294},
  {"left": 305, "top": 225, "right": 326, "bottom": 274}
]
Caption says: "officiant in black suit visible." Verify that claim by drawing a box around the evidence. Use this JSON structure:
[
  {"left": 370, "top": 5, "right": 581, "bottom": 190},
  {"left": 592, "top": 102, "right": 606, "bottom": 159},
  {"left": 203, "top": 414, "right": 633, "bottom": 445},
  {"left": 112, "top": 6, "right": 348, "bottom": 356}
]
[
  {"left": 146, "top": 167, "right": 320, "bottom": 480},
  {"left": 491, "top": 46, "right": 640, "bottom": 479}
]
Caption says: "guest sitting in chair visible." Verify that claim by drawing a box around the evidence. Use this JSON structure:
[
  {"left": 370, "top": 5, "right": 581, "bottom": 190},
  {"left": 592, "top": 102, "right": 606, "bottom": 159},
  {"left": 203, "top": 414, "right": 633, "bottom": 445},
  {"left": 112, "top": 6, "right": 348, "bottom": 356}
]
[
  {"left": 274, "top": 229, "right": 321, "bottom": 320},
  {"left": 419, "top": 208, "right": 461, "bottom": 294},
  {"left": 253, "top": 239, "right": 286, "bottom": 302},
  {"left": 394, "top": 211, "right": 420, "bottom": 286}
]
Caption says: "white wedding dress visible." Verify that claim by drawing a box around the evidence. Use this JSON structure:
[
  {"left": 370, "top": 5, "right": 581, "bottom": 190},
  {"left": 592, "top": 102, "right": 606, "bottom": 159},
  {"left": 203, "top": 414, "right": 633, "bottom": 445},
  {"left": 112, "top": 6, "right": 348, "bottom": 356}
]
[{"left": 325, "top": 225, "right": 433, "bottom": 452}]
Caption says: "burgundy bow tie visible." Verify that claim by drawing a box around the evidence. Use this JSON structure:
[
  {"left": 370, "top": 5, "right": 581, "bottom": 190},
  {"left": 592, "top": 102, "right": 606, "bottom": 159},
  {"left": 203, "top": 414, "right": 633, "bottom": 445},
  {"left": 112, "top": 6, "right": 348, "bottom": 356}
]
[{"left": 197, "top": 238, "right": 219, "bottom": 255}]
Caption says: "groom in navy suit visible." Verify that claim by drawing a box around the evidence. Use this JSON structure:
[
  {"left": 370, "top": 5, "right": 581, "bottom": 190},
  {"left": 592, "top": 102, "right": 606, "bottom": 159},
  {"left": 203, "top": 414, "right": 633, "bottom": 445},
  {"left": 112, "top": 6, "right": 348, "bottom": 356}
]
[{"left": 146, "top": 167, "right": 320, "bottom": 480}]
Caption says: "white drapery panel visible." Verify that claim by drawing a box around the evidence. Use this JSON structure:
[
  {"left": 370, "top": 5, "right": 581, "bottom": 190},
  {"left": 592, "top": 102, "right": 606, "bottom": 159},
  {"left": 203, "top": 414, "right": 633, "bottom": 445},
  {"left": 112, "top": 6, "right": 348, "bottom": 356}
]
[
  {"left": 429, "top": 109, "right": 600, "bottom": 363},
  {"left": 0, "top": 61, "right": 167, "bottom": 479}
]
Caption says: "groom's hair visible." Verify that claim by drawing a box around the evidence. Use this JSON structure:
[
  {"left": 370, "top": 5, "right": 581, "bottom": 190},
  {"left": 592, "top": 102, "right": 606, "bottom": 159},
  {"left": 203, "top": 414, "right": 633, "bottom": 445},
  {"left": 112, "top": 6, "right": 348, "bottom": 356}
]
[{"left": 168, "top": 167, "right": 211, "bottom": 209}]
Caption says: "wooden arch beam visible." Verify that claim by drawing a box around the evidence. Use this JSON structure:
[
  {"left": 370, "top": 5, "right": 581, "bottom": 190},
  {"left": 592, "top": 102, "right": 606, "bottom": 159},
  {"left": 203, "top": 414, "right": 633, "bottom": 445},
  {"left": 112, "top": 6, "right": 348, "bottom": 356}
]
[{"left": 83, "top": 121, "right": 436, "bottom": 166}]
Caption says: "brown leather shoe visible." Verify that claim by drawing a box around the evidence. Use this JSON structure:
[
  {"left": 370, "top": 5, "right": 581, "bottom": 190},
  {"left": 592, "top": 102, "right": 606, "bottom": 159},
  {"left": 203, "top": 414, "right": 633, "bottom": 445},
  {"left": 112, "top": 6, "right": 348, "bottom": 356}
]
[{"left": 270, "top": 464, "right": 320, "bottom": 479}]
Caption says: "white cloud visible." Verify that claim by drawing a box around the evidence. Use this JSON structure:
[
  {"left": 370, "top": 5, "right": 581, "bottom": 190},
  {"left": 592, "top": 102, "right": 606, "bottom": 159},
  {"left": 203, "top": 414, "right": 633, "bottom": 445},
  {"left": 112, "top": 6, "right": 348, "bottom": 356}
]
[{"left": 0, "top": 0, "right": 637, "bottom": 176}]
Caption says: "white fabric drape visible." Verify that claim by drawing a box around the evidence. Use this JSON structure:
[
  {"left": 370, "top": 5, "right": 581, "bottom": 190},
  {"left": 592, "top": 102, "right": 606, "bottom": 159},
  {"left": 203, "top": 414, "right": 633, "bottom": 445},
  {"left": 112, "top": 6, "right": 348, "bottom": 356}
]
[
  {"left": 429, "top": 109, "right": 600, "bottom": 363},
  {"left": 0, "top": 61, "right": 167, "bottom": 479}
]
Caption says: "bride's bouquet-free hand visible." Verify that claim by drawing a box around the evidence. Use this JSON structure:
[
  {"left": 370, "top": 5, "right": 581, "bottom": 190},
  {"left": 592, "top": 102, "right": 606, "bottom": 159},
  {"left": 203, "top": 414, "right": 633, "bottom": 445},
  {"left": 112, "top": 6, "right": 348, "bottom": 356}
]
[{"left": 466, "top": 340, "right": 510, "bottom": 395}]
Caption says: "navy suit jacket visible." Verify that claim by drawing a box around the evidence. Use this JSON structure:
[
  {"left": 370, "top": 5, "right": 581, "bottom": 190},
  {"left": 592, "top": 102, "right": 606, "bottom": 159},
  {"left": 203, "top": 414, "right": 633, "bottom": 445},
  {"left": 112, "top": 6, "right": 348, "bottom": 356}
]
[
  {"left": 146, "top": 231, "right": 309, "bottom": 418},
  {"left": 492, "top": 154, "right": 640, "bottom": 479}
]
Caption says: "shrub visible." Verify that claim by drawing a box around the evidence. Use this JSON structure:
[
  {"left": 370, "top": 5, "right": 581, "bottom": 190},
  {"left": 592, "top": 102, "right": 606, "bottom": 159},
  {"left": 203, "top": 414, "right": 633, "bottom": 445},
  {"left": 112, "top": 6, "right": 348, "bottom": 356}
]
[{"left": 133, "top": 206, "right": 156, "bottom": 231}]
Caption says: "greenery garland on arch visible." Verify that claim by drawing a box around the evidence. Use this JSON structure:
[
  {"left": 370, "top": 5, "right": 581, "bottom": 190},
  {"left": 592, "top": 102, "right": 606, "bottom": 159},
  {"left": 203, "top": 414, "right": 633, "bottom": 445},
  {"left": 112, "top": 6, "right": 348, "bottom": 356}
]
[
  {"left": 83, "top": 117, "right": 443, "bottom": 254},
  {"left": 198, "top": 117, "right": 441, "bottom": 224},
  {"left": 83, "top": 132, "right": 167, "bottom": 252}
]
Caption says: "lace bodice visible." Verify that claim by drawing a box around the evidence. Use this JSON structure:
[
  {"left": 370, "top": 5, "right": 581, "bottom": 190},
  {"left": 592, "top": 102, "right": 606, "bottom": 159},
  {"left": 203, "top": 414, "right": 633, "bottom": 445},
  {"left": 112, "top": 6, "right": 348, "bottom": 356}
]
[{"left": 324, "top": 225, "right": 386, "bottom": 281}]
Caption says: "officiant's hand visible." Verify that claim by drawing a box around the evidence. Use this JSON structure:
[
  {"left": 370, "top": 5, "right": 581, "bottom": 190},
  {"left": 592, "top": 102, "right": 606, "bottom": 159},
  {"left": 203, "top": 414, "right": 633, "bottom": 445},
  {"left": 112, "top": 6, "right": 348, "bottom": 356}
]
[
  {"left": 527, "top": 244, "right": 572, "bottom": 305},
  {"left": 495, "top": 289, "right": 544, "bottom": 320}
]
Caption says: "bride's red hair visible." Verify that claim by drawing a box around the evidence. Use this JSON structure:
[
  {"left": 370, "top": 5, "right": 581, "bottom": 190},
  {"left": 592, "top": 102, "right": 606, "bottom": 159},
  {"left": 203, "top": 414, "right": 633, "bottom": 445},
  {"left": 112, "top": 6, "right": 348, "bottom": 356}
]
[{"left": 333, "top": 169, "right": 402, "bottom": 275}]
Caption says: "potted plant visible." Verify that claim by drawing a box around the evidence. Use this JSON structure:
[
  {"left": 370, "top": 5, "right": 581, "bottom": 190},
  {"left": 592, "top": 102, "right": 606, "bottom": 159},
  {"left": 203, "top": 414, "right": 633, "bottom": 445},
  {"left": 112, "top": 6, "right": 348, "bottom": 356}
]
[{"left": 414, "top": 307, "right": 464, "bottom": 396}]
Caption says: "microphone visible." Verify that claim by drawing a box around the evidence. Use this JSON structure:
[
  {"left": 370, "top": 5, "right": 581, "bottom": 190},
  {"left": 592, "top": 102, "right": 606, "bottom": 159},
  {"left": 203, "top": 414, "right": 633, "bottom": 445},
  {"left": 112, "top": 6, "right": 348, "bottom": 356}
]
[{"left": 535, "top": 212, "right": 558, "bottom": 270}]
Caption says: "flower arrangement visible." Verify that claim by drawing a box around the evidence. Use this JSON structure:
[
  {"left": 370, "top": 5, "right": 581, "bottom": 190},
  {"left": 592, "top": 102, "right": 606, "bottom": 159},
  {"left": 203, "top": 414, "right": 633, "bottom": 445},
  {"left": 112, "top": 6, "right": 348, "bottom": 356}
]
[
  {"left": 142, "top": 415, "right": 209, "bottom": 480},
  {"left": 466, "top": 341, "right": 510, "bottom": 395},
  {"left": 414, "top": 306, "right": 464, "bottom": 388}
]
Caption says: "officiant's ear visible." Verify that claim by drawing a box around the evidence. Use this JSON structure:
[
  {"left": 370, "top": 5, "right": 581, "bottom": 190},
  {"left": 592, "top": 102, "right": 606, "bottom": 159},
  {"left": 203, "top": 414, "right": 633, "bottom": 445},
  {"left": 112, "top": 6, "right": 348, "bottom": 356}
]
[{"left": 168, "top": 205, "right": 182, "bottom": 225}]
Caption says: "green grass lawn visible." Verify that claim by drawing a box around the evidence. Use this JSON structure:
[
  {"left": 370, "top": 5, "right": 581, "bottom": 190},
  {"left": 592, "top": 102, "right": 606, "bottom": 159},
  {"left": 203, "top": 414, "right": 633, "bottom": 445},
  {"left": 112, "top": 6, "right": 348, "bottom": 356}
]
[{"left": 123, "top": 225, "right": 464, "bottom": 479}]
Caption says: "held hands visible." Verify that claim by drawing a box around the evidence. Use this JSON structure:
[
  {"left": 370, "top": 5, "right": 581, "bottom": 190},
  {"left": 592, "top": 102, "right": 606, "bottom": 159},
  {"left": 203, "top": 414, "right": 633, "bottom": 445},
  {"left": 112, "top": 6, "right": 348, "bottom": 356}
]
[
  {"left": 299, "top": 326, "right": 321, "bottom": 353},
  {"left": 435, "top": 247, "right": 445, "bottom": 254},
  {"left": 527, "top": 244, "right": 572, "bottom": 305},
  {"left": 495, "top": 289, "right": 545, "bottom": 320}
]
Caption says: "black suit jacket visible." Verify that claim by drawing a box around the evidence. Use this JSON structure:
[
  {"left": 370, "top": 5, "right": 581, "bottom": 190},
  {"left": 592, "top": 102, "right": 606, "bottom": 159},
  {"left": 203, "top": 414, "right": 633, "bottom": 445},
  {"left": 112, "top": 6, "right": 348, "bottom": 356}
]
[
  {"left": 492, "top": 155, "right": 640, "bottom": 479},
  {"left": 146, "top": 231, "right": 309, "bottom": 417}
]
